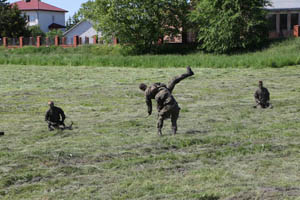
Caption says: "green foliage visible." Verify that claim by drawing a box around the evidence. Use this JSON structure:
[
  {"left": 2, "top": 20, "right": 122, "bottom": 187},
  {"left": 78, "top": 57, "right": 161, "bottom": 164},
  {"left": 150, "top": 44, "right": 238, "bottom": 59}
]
[
  {"left": 28, "top": 25, "right": 45, "bottom": 37},
  {"left": 190, "top": 0, "right": 271, "bottom": 53},
  {"left": 81, "top": 0, "right": 190, "bottom": 53},
  {"left": 66, "top": 12, "right": 82, "bottom": 31},
  {"left": 0, "top": 0, "right": 29, "bottom": 37},
  {"left": 45, "top": 29, "right": 64, "bottom": 39}
]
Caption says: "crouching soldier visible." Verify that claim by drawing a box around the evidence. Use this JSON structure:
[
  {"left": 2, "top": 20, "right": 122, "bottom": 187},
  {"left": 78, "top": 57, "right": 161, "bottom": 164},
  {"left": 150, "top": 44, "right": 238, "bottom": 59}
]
[
  {"left": 139, "top": 66, "right": 194, "bottom": 136},
  {"left": 45, "top": 101, "right": 66, "bottom": 131},
  {"left": 254, "top": 81, "right": 273, "bottom": 109}
]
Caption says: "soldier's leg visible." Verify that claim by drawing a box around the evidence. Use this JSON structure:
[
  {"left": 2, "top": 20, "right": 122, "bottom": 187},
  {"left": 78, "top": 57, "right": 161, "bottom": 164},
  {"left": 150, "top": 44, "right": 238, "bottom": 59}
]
[
  {"left": 171, "top": 107, "right": 180, "bottom": 135},
  {"left": 48, "top": 123, "right": 54, "bottom": 131},
  {"left": 167, "top": 66, "right": 194, "bottom": 93},
  {"left": 157, "top": 116, "right": 164, "bottom": 136}
]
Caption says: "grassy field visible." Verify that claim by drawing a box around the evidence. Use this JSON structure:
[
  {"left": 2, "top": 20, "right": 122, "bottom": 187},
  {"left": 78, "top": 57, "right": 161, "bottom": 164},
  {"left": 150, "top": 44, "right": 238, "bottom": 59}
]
[
  {"left": 1, "top": 65, "right": 300, "bottom": 199},
  {"left": 1, "top": 38, "right": 300, "bottom": 68}
]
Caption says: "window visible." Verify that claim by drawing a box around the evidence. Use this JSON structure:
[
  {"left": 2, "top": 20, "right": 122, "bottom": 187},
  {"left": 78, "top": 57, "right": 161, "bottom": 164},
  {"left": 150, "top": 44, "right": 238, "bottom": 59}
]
[
  {"left": 267, "top": 14, "right": 276, "bottom": 31},
  {"left": 280, "top": 14, "right": 287, "bottom": 30},
  {"left": 291, "top": 13, "right": 299, "bottom": 29},
  {"left": 52, "top": 16, "right": 55, "bottom": 23}
]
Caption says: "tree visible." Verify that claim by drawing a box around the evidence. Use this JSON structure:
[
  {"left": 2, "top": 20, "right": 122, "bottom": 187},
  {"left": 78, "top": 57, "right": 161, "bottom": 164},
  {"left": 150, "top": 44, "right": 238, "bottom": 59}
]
[
  {"left": 66, "top": 12, "right": 82, "bottom": 31},
  {"left": 28, "top": 25, "right": 45, "bottom": 37},
  {"left": 0, "top": 0, "right": 29, "bottom": 38},
  {"left": 190, "top": 0, "right": 271, "bottom": 54},
  {"left": 46, "top": 29, "right": 64, "bottom": 39},
  {"left": 81, "top": 0, "right": 190, "bottom": 53}
]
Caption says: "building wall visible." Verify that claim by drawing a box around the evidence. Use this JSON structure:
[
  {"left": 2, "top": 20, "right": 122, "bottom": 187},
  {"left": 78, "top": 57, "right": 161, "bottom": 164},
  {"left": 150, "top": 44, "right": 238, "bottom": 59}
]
[
  {"left": 22, "top": 10, "right": 65, "bottom": 32},
  {"left": 267, "top": 10, "right": 300, "bottom": 38},
  {"left": 64, "top": 21, "right": 101, "bottom": 44},
  {"left": 23, "top": 11, "right": 39, "bottom": 26}
]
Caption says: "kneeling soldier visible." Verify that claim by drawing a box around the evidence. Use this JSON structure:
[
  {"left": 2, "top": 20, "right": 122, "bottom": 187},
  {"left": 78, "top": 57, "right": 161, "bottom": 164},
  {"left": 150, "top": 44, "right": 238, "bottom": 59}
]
[
  {"left": 254, "top": 81, "right": 272, "bottom": 109},
  {"left": 45, "top": 101, "right": 66, "bottom": 131}
]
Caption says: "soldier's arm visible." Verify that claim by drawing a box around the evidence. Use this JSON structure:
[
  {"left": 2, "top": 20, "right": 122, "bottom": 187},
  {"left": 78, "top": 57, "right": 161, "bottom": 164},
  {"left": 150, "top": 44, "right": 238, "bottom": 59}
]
[
  {"left": 266, "top": 89, "right": 270, "bottom": 101},
  {"left": 45, "top": 111, "right": 50, "bottom": 122},
  {"left": 254, "top": 91, "right": 260, "bottom": 103},
  {"left": 146, "top": 96, "right": 152, "bottom": 115},
  {"left": 59, "top": 108, "right": 66, "bottom": 122}
]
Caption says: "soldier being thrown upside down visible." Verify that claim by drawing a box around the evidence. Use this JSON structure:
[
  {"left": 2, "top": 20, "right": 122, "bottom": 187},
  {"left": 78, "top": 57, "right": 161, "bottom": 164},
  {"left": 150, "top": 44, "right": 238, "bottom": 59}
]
[{"left": 139, "top": 66, "right": 194, "bottom": 136}]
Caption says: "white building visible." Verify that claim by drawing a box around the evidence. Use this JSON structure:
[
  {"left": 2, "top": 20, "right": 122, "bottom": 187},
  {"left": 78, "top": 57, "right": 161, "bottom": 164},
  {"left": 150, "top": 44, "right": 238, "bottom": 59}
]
[
  {"left": 266, "top": 0, "right": 300, "bottom": 38},
  {"left": 12, "top": 0, "right": 68, "bottom": 33},
  {"left": 63, "top": 20, "right": 102, "bottom": 44}
]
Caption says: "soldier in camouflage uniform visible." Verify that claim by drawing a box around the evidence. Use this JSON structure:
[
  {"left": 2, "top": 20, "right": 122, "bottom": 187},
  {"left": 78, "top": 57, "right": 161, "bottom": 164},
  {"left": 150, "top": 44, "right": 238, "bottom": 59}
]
[
  {"left": 139, "top": 66, "right": 194, "bottom": 136},
  {"left": 45, "top": 101, "right": 66, "bottom": 131},
  {"left": 254, "top": 81, "right": 272, "bottom": 109}
]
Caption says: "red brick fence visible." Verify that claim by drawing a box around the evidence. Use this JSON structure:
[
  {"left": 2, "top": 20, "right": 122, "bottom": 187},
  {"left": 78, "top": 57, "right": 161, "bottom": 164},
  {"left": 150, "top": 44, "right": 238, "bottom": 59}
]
[{"left": 0, "top": 35, "right": 119, "bottom": 48}]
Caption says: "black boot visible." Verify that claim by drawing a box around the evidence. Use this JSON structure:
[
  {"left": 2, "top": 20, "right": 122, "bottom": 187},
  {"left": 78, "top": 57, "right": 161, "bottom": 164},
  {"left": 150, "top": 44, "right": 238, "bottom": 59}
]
[{"left": 187, "top": 66, "right": 194, "bottom": 76}]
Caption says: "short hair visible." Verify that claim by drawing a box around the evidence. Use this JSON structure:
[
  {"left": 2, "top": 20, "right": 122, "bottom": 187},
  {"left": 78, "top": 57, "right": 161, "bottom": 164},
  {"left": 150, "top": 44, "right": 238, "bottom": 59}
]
[
  {"left": 48, "top": 101, "right": 54, "bottom": 106},
  {"left": 139, "top": 83, "right": 147, "bottom": 91}
]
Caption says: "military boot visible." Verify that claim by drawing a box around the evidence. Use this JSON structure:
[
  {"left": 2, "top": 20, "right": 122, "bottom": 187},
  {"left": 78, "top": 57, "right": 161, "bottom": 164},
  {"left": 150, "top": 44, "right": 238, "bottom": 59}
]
[
  {"left": 158, "top": 129, "right": 162, "bottom": 136},
  {"left": 172, "top": 127, "right": 177, "bottom": 135},
  {"left": 187, "top": 66, "right": 194, "bottom": 76}
]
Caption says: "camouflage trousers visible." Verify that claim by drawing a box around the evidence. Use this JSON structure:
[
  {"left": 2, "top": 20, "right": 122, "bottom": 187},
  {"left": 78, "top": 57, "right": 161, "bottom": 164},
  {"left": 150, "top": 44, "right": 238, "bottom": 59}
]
[{"left": 157, "top": 103, "right": 181, "bottom": 135}]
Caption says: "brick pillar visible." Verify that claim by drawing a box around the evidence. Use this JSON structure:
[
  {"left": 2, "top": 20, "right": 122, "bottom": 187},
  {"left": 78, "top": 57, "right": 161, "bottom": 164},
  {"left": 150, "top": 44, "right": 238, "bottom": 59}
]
[
  {"left": 3, "top": 37, "right": 8, "bottom": 48},
  {"left": 19, "top": 37, "right": 23, "bottom": 48},
  {"left": 73, "top": 35, "right": 78, "bottom": 47},
  {"left": 36, "top": 36, "right": 41, "bottom": 48},
  {"left": 113, "top": 37, "right": 118, "bottom": 45},
  {"left": 294, "top": 25, "right": 299, "bottom": 37},
  {"left": 93, "top": 36, "right": 98, "bottom": 44},
  {"left": 62, "top": 37, "right": 66, "bottom": 45},
  {"left": 55, "top": 35, "right": 59, "bottom": 46}
]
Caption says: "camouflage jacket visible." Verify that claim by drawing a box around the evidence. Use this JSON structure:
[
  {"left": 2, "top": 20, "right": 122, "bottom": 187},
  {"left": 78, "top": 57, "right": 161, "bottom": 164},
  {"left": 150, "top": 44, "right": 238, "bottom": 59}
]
[
  {"left": 45, "top": 106, "right": 65, "bottom": 123},
  {"left": 145, "top": 83, "right": 177, "bottom": 115},
  {"left": 254, "top": 87, "right": 270, "bottom": 104}
]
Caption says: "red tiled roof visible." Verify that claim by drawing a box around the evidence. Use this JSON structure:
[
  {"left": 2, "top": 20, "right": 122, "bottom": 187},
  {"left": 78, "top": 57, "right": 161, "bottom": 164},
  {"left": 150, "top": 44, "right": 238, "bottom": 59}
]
[{"left": 12, "top": 0, "right": 68, "bottom": 12}]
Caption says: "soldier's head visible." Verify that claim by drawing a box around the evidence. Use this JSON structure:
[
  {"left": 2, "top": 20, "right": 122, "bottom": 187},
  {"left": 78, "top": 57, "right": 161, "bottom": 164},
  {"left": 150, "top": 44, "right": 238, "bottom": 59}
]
[
  {"left": 48, "top": 101, "right": 54, "bottom": 108},
  {"left": 258, "top": 81, "right": 263, "bottom": 88},
  {"left": 139, "top": 83, "right": 147, "bottom": 91}
]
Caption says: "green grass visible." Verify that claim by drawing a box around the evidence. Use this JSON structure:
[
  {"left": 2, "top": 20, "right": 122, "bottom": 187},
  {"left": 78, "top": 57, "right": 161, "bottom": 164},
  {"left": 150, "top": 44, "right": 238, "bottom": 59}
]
[
  {"left": 2, "top": 38, "right": 300, "bottom": 68},
  {"left": 1, "top": 65, "right": 300, "bottom": 199}
]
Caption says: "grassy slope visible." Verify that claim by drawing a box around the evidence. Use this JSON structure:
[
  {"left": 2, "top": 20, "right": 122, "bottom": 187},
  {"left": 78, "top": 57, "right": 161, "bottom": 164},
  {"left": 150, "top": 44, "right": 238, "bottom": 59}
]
[
  {"left": 1, "top": 38, "right": 300, "bottom": 68},
  {"left": 0, "top": 65, "right": 300, "bottom": 199}
]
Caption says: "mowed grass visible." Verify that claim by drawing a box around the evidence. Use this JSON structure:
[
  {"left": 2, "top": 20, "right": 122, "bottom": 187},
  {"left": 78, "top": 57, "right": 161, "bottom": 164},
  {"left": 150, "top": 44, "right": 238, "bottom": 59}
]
[{"left": 0, "top": 65, "right": 300, "bottom": 199}]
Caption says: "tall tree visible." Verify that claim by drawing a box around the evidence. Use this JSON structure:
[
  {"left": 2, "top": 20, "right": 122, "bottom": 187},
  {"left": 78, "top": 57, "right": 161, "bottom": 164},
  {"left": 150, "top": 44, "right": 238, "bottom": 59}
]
[
  {"left": 0, "top": 0, "right": 29, "bottom": 38},
  {"left": 81, "top": 0, "right": 190, "bottom": 53},
  {"left": 190, "top": 0, "right": 271, "bottom": 54},
  {"left": 66, "top": 12, "right": 82, "bottom": 31}
]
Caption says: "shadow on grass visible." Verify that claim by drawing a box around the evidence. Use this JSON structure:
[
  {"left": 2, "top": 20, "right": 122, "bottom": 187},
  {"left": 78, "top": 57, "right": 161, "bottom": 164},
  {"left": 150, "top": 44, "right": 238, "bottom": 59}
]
[{"left": 185, "top": 129, "right": 209, "bottom": 135}]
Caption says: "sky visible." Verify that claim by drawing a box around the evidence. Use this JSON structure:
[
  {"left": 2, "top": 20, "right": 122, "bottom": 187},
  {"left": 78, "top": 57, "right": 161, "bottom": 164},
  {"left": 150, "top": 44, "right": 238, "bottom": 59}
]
[{"left": 8, "top": 0, "right": 88, "bottom": 20}]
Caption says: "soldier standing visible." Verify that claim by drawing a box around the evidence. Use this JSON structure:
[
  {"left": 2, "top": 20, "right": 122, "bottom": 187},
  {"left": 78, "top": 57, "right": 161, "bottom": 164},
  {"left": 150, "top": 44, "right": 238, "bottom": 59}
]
[
  {"left": 45, "top": 101, "right": 66, "bottom": 131},
  {"left": 254, "top": 81, "right": 272, "bottom": 108},
  {"left": 139, "top": 66, "right": 194, "bottom": 136}
]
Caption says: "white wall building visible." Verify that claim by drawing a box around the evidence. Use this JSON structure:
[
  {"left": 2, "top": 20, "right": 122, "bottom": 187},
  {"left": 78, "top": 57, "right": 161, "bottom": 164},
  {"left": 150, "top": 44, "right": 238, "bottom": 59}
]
[
  {"left": 63, "top": 20, "right": 102, "bottom": 44},
  {"left": 12, "top": 0, "right": 68, "bottom": 33}
]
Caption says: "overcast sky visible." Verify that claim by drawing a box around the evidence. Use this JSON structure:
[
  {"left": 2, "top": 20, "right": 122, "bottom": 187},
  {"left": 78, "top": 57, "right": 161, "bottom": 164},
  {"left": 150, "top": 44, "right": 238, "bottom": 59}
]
[{"left": 8, "top": 0, "right": 88, "bottom": 20}]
